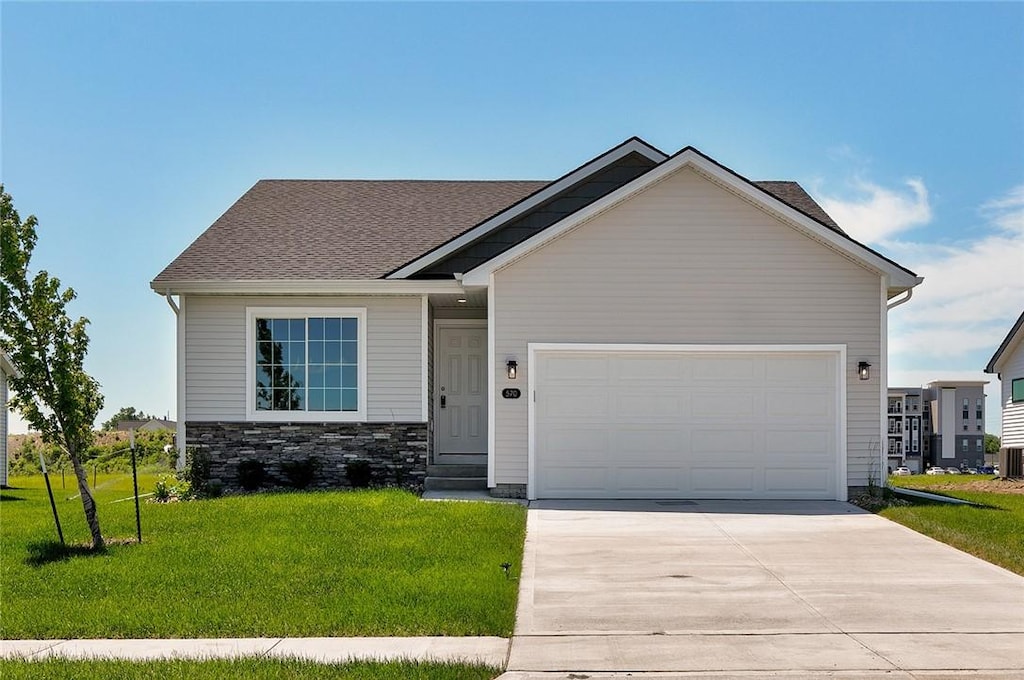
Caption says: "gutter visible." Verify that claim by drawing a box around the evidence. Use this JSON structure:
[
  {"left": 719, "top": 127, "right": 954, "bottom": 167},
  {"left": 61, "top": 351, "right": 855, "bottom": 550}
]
[
  {"left": 887, "top": 485, "right": 979, "bottom": 506},
  {"left": 886, "top": 286, "right": 915, "bottom": 311}
]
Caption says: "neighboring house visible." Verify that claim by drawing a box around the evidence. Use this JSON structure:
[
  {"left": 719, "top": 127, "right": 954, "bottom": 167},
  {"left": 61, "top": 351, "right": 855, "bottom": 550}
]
[
  {"left": 152, "top": 137, "right": 923, "bottom": 501},
  {"left": 889, "top": 382, "right": 988, "bottom": 471},
  {"left": 116, "top": 418, "right": 176, "bottom": 433},
  {"left": 985, "top": 310, "right": 1024, "bottom": 475},
  {"left": 1, "top": 351, "right": 20, "bottom": 488}
]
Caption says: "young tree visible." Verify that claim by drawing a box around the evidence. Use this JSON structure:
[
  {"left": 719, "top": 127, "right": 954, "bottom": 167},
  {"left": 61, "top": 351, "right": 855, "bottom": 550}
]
[
  {"left": 985, "top": 434, "right": 1001, "bottom": 455},
  {"left": 1, "top": 185, "right": 106, "bottom": 549}
]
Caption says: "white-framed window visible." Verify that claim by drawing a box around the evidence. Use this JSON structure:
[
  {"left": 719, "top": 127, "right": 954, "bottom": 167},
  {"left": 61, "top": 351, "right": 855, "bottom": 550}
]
[
  {"left": 961, "top": 439, "right": 968, "bottom": 452},
  {"left": 976, "top": 398, "right": 983, "bottom": 420},
  {"left": 976, "top": 438, "right": 983, "bottom": 452},
  {"left": 245, "top": 307, "right": 367, "bottom": 422}
]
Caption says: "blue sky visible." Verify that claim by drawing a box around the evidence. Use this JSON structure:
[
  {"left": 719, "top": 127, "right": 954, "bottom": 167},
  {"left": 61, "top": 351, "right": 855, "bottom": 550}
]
[{"left": 3, "top": 2, "right": 1022, "bottom": 435}]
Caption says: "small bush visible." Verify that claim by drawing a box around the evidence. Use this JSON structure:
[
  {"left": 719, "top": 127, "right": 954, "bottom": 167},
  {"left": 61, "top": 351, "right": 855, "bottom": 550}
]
[
  {"left": 152, "top": 474, "right": 192, "bottom": 503},
  {"left": 281, "top": 457, "right": 319, "bottom": 489},
  {"left": 345, "top": 460, "right": 373, "bottom": 488},
  {"left": 237, "top": 459, "right": 266, "bottom": 491},
  {"left": 181, "top": 446, "right": 211, "bottom": 496}
]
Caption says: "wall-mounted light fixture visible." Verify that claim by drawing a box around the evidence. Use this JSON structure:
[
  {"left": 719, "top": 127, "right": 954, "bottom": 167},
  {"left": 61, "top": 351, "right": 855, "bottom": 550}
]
[
  {"left": 506, "top": 360, "right": 518, "bottom": 380},
  {"left": 858, "top": 361, "right": 871, "bottom": 381}
]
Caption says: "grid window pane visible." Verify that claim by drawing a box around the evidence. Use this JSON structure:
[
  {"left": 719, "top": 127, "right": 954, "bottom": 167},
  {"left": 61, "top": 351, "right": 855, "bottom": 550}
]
[{"left": 254, "top": 315, "right": 358, "bottom": 413}]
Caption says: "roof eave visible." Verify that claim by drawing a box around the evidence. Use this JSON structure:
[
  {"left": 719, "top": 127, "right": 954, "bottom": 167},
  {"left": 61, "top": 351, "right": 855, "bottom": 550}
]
[
  {"left": 150, "top": 279, "right": 466, "bottom": 296},
  {"left": 984, "top": 310, "right": 1024, "bottom": 374}
]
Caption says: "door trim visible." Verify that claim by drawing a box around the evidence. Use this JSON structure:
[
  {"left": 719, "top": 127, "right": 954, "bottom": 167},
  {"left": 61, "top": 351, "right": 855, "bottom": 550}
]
[
  {"left": 527, "top": 343, "right": 848, "bottom": 502},
  {"left": 434, "top": 319, "right": 488, "bottom": 461}
]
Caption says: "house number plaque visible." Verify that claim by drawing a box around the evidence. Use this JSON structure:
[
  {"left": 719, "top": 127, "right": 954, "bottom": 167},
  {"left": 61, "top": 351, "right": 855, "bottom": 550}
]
[{"left": 502, "top": 388, "right": 521, "bottom": 399}]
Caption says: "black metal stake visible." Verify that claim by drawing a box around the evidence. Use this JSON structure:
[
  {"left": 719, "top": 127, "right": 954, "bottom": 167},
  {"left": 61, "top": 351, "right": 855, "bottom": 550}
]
[
  {"left": 130, "top": 430, "right": 142, "bottom": 540},
  {"left": 39, "top": 453, "right": 64, "bottom": 545}
]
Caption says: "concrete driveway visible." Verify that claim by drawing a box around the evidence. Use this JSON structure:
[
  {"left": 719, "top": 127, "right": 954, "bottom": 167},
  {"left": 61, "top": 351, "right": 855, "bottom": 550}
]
[{"left": 504, "top": 500, "right": 1024, "bottom": 677}]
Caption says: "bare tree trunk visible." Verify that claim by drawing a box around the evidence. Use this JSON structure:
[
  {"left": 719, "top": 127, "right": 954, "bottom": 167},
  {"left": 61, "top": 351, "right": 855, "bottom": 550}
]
[{"left": 68, "top": 446, "right": 104, "bottom": 550}]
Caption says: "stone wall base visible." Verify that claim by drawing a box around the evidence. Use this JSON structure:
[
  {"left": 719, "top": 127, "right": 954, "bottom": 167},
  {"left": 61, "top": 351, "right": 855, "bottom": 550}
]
[
  {"left": 186, "top": 421, "right": 427, "bottom": 492},
  {"left": 490, "top": 483, "right": 527, "bottom": 499}
]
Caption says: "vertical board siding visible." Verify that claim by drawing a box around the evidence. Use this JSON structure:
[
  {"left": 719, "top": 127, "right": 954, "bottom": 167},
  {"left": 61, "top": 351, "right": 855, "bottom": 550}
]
[
  {"left": 493, "top": 167, "right": 883, "bottom": 488},
  {"left": 1000, "top": 340, "right": 1024, "bottom": 447},
  {"left": 185, "top": 295, "right": 423, "bottom": 422}
]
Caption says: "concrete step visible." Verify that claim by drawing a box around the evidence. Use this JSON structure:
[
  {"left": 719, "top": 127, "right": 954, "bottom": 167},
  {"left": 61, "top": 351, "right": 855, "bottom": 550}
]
[
  {"left": 423, "top": 476, "right": 488, "bottom": 491},
  {"left": 426, "top": 464, "right": 487, "bottom": 478}
]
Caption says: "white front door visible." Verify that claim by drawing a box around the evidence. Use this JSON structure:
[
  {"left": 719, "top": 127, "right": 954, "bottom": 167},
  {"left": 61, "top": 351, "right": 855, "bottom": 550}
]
[{"left": 436, "top": 325, "right": 487, "bottom": 457}]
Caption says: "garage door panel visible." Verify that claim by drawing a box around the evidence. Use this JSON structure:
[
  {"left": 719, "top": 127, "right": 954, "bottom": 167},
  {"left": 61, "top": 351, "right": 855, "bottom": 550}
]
[
  {"left": 691, "top": 466, "right": 757, "bottom": 493},
  {"left": 613, "top": 390, "right": 689, "bottom": 420},
  {"left": 766, "top": 389, "right": 833, "bottom": 418},
  {"left": 764, "top": 467, "right": 832, "bottom": 495},
  {"left": 534, "top": 349, "right": 840, "bottom": 500}
]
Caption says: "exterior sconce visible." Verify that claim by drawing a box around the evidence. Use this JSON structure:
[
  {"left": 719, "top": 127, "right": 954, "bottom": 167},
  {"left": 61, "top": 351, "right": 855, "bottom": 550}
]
[
  {"left": 858, "top": 361, "right": 871, "bottom": 381},
  {"left": 506, "top": 360, "right": 518, "bottom": 380}
]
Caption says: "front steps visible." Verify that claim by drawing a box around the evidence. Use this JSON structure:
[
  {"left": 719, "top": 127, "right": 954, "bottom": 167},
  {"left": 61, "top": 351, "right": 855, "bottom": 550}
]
[{"left": 423, "top": 464, "right": 487, "bottom": 492}]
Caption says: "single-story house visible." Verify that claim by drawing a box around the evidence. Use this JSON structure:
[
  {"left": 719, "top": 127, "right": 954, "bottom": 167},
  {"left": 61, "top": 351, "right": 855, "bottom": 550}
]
[
  {"left": 116, "top": 418, "right": 177, "bottom": 433},
  {"left": 985, "top": 309, "right": 1024, "bottom": 475},
  {"left": 1, "top": 351, "right": 20, "bottom": 488},
  {"left": 152, "top": 137, "right": 922, "bottom": 500}
]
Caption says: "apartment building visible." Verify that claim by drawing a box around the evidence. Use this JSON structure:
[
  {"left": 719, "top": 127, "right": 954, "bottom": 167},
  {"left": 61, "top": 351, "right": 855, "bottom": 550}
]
[{"left": 887, "top": 381, "right": 988, "bottom": 471}]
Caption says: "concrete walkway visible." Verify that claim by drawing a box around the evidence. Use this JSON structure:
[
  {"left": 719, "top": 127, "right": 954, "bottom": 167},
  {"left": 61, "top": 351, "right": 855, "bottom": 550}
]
[
  {"left": 0, "top": 636, "right": 509, "bottom": 665},
  {"left": 504, "top": 500, "right": 1024, "bottom": 677}
]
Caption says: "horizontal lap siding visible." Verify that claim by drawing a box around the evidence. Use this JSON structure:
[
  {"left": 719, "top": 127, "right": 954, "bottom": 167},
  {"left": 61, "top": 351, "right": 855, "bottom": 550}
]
[
  {"left": 493, "top": 167, "right": 882, "bottom": 488},
  {"left": 1000, "top": 342, "right": 1024, "bottom": 447},
  {"left": 185, "top": 295, "right": 423, "bottom": 422}
]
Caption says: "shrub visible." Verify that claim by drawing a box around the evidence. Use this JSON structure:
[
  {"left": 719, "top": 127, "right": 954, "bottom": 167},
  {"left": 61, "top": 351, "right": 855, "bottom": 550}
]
[
  {"left": 151, "top": 474, "right": 192, "bottom": 503},
  {"left": 345, "top": 460, "right": 373, "bottom": 488},
  {"left": 180, "top": 446, "right": 211, "bottom": 497},
  {"left": 237, "top": 459, "right": 266, "bottom": 491},
  {"left": 280, "top": 457, "right": 318, "bottom": 489}
]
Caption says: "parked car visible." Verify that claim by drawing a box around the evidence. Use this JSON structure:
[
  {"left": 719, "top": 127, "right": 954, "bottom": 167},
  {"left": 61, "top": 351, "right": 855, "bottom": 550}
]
[
  {"left": 926, "top": 466, "right": 946, "bottom": 475},
  {"left": 978, "top": 465, "right": 995, "bottom": 474},
  {"left": 945, "top": 467, "right": 961, "bottom": 474},
  {"left": 893, "top": 467, "right": 912, "bottom": 476},
  {"left": 961, "top": 468, "right": 977, "bottom": 475}
]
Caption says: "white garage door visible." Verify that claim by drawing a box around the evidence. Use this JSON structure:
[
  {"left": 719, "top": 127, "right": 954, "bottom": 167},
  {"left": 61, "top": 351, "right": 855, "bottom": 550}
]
[{"left": 532, "top": 348, "right": 842, "bottom": 500}]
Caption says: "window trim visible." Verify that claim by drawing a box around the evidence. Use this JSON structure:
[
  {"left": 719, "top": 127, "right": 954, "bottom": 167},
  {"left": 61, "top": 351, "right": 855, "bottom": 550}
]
[
  {"left": 245, "top": 307, "right": 368, "bottom": 422},
  {"left": 1013, "top": 377, "right": 1024, "bottom": 404}
]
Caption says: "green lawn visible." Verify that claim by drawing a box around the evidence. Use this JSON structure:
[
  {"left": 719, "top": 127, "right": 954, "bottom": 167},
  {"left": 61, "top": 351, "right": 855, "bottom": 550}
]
[
  {"left": 885, "top": 474, "right": 1024, "bottom": 576},
  {"left": 0, "top": 474, "right": 526, "bottom": 639},
  {"left": 0, "top": 658, "right": 499, "bottom": 680}
]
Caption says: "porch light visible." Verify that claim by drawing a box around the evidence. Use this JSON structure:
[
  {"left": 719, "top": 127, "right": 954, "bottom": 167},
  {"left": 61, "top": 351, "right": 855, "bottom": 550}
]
[
  {"left": 506, "top": 360, "right": 518, "bottom": 380},
  {"left": 456, "top": 298, "right": 467, "bottom": 304},
  {"left": 858, "top": 361, "right": 871, "bottom": 381}
]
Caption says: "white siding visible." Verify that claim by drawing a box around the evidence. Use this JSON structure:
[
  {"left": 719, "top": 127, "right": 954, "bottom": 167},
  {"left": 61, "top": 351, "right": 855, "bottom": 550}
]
[
  {"left": 493, "top": 167, "right": 883, "bottom": 489},
  {"left": 999, "top": 336, "right": 1024, "bottom": 448},
  {"left": 185, "top": 295, "right": 424, "bottom": 422}
]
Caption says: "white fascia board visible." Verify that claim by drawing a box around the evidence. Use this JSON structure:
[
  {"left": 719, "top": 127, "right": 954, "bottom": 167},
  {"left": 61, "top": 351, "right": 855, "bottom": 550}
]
[
  {"left": 0, "top": 352, "right": 20, "bottom": 379},
  {"left": 150, "top": 279, "right": 466, "bottom": 296},
  {"left": 463, "top": 149, "right": 922, "bottom": 290},
  {"left": 386, "top": 138, "right": 668, "bottom": 280}
]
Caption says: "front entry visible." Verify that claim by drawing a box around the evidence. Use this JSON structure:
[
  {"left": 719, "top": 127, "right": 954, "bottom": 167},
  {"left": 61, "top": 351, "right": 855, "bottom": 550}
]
[{"left": 435, "top": 324, "right": 487, "bottom": 460}]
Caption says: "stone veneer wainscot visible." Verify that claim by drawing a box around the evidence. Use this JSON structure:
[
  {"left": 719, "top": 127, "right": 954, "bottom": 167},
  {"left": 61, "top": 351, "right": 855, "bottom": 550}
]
[{"left": 187, "top": 422, "right": 428, "bottom": 491}]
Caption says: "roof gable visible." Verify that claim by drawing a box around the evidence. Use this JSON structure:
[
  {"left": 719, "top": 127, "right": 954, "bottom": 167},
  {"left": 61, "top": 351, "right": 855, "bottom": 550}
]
[
  {"left": 460, "top": 147, "right": 921, "bottom": 291},
  {"left": 985, "top": 309, "right": 1024, "bottom": 374}
]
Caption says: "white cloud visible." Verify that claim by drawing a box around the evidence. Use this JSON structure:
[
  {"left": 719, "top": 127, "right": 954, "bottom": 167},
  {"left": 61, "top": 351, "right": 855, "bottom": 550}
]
[
  {"left": 815, "top": 177, "right": 1024, "bottom": 383},
  {"left": 818, "top": 178, "right": 932, "bottom": 243}
]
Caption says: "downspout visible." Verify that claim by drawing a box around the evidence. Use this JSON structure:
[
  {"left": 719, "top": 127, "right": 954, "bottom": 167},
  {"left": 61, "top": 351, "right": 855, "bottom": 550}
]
[
  {"left": 165, "top": 290, "right": 186, "bottom": 469},
  {"left": 886, "top": 287, "right": 914, "bottom": 311}
]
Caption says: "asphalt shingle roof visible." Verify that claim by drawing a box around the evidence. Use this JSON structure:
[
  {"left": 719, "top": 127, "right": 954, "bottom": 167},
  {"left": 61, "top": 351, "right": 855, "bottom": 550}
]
[{"left": 152, "top": 176, "right": 844, "bottom": 284}]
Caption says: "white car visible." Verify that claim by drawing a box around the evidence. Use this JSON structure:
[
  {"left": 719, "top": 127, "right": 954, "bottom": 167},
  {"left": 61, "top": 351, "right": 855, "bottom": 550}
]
[
  {"left": 893, "top": 467, "right": 912, "bottom": 476},
  {"left": 945, "top": 467, "right": 961, "bottom": 475},
  {"left": 926, "top": 466, "right": 946, "bottom": 475}
]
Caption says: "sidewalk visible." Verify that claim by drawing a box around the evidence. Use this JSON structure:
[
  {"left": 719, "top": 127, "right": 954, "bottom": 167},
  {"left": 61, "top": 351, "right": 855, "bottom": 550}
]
[{"left": 0, "top": 636, "right": 509, "bottom": 666}]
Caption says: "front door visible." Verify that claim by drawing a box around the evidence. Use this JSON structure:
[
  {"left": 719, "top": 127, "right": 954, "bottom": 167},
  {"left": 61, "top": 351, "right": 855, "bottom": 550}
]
[{"left": 436, "top": 325, "right": 487, "bottom": 458}]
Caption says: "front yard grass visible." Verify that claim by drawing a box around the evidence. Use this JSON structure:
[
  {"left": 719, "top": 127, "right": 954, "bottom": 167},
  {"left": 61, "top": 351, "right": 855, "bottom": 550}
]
[
  {"left": 0, "top": 475, "right": 526, "bottom": 639},
  {"left": 884, "top": 474, "right": 1024, "bottom": 576},
  {"left": 0, "top": 658, "right": 499, "bottom": 680}
]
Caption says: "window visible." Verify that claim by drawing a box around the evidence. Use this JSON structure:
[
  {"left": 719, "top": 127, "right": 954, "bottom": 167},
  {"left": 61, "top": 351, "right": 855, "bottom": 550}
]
[
  {"left": 962, "top": 397, "right": 969, "bottom": 421},
  {"left": 1013, "top": 378, "right": 1024, "bottom": 403},
  {"left": 976, "top": 398, "right": 983, "bottom": 420},
  {"left": 976, "top": 438, "right": 983, "bottom": 452},
  {"left": 978, "top": 424, "right": 983, "bottom": 432},
  {"left": 246, "top": 307, "right": 366, "bottom": 421},
  {"left": 963, "top": 424, "right": 968, "bottom": 431},
  {"left": 962, "top": 439, "right": 968, "bottom": 452}
]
